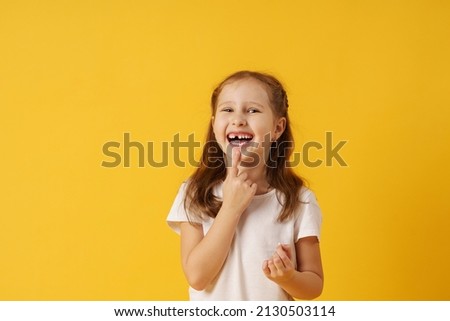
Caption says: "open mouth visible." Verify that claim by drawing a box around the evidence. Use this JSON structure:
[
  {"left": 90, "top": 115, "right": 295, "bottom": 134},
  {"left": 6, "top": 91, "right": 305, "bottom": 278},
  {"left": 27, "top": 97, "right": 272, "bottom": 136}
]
[{"left": 227, "top": 132, "right": 254, "bottom": 147}]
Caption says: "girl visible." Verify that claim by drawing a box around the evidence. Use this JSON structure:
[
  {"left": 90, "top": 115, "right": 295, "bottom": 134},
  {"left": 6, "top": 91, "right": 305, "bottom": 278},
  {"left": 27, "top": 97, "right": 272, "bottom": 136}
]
[{"left": 167, "top": 71, "right": 323, "bottom": 300}]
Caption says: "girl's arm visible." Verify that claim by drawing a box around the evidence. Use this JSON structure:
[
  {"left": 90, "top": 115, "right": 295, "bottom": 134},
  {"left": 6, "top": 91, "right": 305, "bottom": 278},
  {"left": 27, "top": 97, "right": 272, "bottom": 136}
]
[
  {"left": 263, "top": 236, "right": 324, "bottom": 300},
  {"left": 180, "top": 149, "right": 257, "bottom": 290},
  {"left": 180, "top": 207, "right": 240, "bottom": 290}
]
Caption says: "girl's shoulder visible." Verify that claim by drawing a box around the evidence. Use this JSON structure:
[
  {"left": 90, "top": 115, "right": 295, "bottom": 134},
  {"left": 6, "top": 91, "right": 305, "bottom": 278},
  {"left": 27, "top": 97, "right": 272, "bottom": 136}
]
[
  {"left": 174, "top": 180, "right": 189, "bottom": 196},
  {"left": 298, "top": 185, "right": 319, "bottom": 204}
]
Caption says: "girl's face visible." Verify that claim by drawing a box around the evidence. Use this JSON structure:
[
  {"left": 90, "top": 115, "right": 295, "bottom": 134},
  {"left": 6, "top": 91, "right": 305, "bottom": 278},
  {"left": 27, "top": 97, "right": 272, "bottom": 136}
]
[{"left": 213, "top": 78, "right": 286, "bottom": 166}]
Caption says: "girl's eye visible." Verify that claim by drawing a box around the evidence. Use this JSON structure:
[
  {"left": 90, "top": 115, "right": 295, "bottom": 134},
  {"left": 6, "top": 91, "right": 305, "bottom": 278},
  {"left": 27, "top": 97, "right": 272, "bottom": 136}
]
[
  {"left": 221, "top": 107, "right": 233, "bottom": 112},
  {"left": 248, "top": 108, "right": 260, "bottom": 113}
]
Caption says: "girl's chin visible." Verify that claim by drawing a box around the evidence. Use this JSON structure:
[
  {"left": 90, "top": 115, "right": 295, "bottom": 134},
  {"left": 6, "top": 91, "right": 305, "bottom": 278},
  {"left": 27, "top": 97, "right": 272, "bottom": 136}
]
[
  {"left": 226, "top": 145, "right": 266, "bottom": 167},
  {"left": 238, "top": 155, "right": 262, "bottom": 168}
]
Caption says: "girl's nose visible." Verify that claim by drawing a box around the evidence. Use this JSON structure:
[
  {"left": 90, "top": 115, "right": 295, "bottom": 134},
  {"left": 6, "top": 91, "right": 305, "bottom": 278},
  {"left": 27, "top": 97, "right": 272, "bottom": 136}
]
[{"left": 232, "top": 116, "right": 247, "bottom": 126}]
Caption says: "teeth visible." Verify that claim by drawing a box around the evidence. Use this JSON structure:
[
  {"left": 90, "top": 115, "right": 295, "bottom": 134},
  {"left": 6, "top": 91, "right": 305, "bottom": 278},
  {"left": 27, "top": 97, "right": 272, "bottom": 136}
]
[{"left": 227, "top": 133, "right": 253, "bottom": 140}]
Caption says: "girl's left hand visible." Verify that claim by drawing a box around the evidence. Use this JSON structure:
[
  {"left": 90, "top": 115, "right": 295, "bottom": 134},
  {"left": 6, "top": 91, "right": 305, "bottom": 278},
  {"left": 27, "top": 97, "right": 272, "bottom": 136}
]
[{"left": 262, "top": 243, "right": 295, "bottom": 284}]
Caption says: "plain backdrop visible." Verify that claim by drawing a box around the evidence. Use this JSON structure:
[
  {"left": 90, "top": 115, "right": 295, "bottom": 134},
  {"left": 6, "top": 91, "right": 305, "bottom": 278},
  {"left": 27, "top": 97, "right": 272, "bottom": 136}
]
[{"left": 1, "top": 0, "right": 449, "bottom": 300}]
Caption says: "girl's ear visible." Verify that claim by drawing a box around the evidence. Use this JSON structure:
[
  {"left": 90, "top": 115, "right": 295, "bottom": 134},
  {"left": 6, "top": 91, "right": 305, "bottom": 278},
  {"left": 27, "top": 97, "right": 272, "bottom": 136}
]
[
  {"left": 274, "top": 117, "right": 286, "bottom": 140},
  {"left": 211, "top": 115, "right": 216, "bottom": 136}
]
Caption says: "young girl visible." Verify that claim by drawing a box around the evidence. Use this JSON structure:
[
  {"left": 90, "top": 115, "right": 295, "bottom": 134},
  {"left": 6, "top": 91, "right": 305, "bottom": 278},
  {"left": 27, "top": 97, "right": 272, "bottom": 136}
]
[{"left": 167, "top": 71, "right": 323, "bottom": 301}]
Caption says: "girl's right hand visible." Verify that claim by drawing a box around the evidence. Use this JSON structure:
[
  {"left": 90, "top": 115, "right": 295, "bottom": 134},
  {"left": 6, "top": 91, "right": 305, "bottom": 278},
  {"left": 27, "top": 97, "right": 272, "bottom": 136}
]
[{"left": 221, "top": 148, "right": 257, "bottom": 216}]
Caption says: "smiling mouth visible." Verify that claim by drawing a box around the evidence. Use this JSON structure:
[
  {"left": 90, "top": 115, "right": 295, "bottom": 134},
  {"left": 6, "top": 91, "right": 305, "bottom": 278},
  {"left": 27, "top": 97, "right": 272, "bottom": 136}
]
[{"left": 227, "top": 133, "right": 254, "bottom": 147}]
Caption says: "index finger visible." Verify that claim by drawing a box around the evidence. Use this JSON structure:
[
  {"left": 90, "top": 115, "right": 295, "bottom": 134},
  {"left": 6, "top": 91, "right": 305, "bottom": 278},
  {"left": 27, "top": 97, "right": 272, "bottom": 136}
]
[
  {"left": 277, "top": 243, "right": 292, "bottom": 260},
  {"left": 229, "top": 148, "right": 241, "bottom": 177}
]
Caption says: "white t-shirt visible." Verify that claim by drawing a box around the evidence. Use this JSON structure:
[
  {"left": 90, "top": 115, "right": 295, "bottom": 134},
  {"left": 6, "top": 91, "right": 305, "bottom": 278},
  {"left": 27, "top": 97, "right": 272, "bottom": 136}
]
[{"left": 166, "top": 181, "right": 322, "bottom": 301}]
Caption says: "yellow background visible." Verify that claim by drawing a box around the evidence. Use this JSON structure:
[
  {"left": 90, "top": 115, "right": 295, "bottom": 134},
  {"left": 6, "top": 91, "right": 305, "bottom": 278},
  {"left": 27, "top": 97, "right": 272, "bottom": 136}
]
[{"left": 1, "top": 0, "right": 449, "bottom": 300}]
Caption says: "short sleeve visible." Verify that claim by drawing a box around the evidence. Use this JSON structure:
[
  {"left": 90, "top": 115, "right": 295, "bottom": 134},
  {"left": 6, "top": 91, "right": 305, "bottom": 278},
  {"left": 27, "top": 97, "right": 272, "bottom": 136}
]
[
  {"left": 166, "top": 182, "right": 202, "bottom": 234},
  {"left": 294, "top": 189, "right": 323, "bottom": 241}
]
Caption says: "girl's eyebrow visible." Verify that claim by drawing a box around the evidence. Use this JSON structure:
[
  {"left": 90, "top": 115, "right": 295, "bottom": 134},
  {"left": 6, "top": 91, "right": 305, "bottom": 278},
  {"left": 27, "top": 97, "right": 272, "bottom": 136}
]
[
  {"left": 246, "top": 101, "right": 265, "bottom": 108},
  {"left": 217, "top": 101, "right": 234, "bottom": 107},
  {"left": 217, "top": 101, "right": 266, "bottom": 108}
]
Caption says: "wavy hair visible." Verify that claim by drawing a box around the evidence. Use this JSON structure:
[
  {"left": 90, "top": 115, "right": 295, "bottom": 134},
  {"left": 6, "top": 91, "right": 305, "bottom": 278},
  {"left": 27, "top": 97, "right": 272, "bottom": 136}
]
[{"left": 184, "top": 70, "right": 306, "bottom": 222}]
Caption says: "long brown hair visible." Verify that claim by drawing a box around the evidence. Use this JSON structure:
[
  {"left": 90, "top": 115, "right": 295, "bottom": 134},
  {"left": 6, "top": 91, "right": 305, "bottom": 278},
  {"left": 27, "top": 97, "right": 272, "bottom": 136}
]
[{"left": 184, "top": 70, "right": 306, "bottom": 222}]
